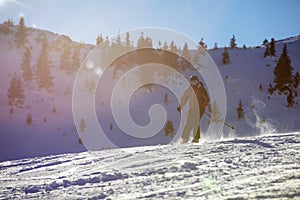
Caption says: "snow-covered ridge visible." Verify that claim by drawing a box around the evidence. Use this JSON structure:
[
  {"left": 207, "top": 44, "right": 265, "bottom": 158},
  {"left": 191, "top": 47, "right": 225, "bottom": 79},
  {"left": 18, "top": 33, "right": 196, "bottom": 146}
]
[{"left": 275, "top": 35, "right": 300, "bottom": 44}]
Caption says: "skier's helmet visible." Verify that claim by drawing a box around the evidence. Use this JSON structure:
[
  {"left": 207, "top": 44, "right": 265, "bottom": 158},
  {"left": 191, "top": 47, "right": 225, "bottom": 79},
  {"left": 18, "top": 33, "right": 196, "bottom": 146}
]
[{"left": 190, "top": 75, "right": 199, "bottom": 82}]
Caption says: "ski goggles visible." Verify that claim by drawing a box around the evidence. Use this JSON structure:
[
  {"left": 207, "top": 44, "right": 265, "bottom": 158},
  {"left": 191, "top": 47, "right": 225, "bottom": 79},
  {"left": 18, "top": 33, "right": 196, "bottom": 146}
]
[{"left": 190, "top": 80, "right": 198, "bottom": 84}]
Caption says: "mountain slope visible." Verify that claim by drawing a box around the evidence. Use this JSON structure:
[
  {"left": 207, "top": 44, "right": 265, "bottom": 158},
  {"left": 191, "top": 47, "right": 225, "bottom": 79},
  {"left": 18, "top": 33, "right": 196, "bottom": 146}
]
[{"left": 0, "top": 23, "right": 300, "bottom": 161}]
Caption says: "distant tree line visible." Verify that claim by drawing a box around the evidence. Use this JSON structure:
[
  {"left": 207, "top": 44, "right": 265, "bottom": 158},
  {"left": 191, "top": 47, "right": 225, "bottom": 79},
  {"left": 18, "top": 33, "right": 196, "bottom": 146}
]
[{"left": 2, "top": 16, "right": 300, "bottom": 110}]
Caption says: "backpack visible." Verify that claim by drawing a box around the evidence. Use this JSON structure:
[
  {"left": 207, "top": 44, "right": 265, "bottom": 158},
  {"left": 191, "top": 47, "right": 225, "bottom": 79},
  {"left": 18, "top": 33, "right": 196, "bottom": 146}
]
[{"left": 196, "top": 84, "right": 209, "bottom": 110}]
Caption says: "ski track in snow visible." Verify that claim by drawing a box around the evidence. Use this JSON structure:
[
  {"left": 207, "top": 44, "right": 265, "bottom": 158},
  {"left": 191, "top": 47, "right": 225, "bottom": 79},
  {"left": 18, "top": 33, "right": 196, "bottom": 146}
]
[{"left": 0, "top": 133, "right": 299, "bottom": 199}]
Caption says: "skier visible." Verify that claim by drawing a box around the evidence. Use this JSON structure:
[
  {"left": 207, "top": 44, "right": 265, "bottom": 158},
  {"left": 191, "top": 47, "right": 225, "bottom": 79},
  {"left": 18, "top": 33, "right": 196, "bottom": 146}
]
[{"left": 177, "top": 75, "right": 209, "bottom": 143}]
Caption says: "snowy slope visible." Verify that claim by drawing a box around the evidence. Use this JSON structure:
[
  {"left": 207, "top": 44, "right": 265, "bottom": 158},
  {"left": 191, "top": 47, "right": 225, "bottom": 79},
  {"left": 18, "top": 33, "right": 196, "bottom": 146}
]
[
  {"left": 0, "top": 25, "right": 91, "bottom": 161},
  {"left": 208, "top": 38, "right": 300, "bottom": 137},
  {"left": 1, "top": 23, "right": 300, "bottom": 161},
  {"left": 0, "top": 132, "right": 299, "bottom": 199}
]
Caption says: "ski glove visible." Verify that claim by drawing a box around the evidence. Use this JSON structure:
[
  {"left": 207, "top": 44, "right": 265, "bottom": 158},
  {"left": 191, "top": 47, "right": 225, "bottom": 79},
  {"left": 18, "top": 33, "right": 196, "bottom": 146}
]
[{"left": 177, "top": 105, "right": 181, "bottom": 112}]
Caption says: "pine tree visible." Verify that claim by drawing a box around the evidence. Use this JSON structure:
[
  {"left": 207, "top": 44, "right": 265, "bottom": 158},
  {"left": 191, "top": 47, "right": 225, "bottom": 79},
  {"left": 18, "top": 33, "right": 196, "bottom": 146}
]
[
  {"left": 237, "top": 100, "right": 245, "bottom": 120},
  {"left": 21, "top": 47, "right": 33, "bottom": 83},
  {"left": 64, "top": 86, "right": 71, "bottom": 96},
  {"left": 3, "top": 19, "right": 14, "bottom": 26},
  {"left": 193, "top": 40, "right": 206, "bottom": 68},
  {"left": 181, "top": 42, "right": 191, "bottom": 61},
  {"left": 162, "top": 41, "right": 168, "bottom": 50},
  {"left": 145, "top": 36, "right": 153, "bottom": 48},
  {"left": 164, "top": 93, "right": 169, "bottom": 105},
  {"left": 211, "top": 99, "right": 223, "bottom": 123},
  {"left": 268, "top": 83, "right": 275, "bottom": 95},
  {"left": 164, "top": 120, "right": 174, "bottom": 137},
  {"left": 26, "top": 114, "right": 33, "bottom": 125},
  {"left": 125, "top": 32, "right": 131, "bottom": 50},
  {"left": 197, "top": 38, "right": 206, "bottom": 56},
  {"left": 259, "top": 84, "right": 263, "bottom": 91},
  {"left": 178, "top": 42, "right": 192, "bottom": 70},
  {"left": 96, "top": 34, "right": 103, "bottom": 45},
  {"left": 137, "top": 32, "right": 145, "bottom": 48},
  {"left": 242, "top": 44, "right": 247, "bottom": 49},
  {"left": 1, "top": 19, "right": 13, "bottom": 35},
  {"left": 273, "top": 44, "right": 293, "bottom": 91},
  {"left": 271, "top": 44, "right": 297, "bottom": 107},
  {"left": 158, "top": 40, "right": 162, "bottom": 49},
  {"left": 109, "top": 32, "right": 123, "bottom": 56},
  {"left": 35, "top": 40, "right": 53, "bottom": 92},
  {"left": 7, "top": 74, "right": 25, "bottom": 108},
  {"left": 192, "top": 48, "right": 201, "bottom": 68},
  {"left": 116, "top": 32, "right": 123, "bottom": 48},
  {"left": 104, "top": 36, "right": 110, "bottom": 47},
  {"left": 224, "top": 75, "right": 229, "bottom": 83},
  {"left": 7, "top": 75, "right": 17, "bottom": 106},
  {"left": 52, "top": 106, "right": 56, "bottom": 113},
  {"left": 294, "top": 72, "right": 300, "bottom": 89},
  {"left": 213, "top": 42, "right": 218, "bottom": 50},
  {"left": 262, "top": 39, "right": 268, "bottom": 46},
  {"left": 199, "top": 38, "right": 206, "bottom": 49},
  {"left": 59, "top": 46, "right": 71, "bottom": 73},
  {"left": 230, "top": 34, "right": 237, "bottom": 49},
  {"left": 263, "top": 44, "right": 270, "bottom": 58},
  {"left": 80, "top": 118, "right": 86, "bottom": 133},
  {"left": 269, "top": 38, "right": 276, "bottom": 56},
  {"left": 78, "top": 138, "right": 83, "bottom": 144},
  {"left": 16, "top": 76, "right": 25, "bottom": 107},
  {"left": 222, "top": 47, "right": 230, "bottom": 65},
  {"left": 15, "top": 16, "right": 27, "bottom": 48},
  {"left": 43, "top": 117, "right": 47, "bottom": 122},
  {"left": 71, "top": 46, "right": 81, "bottom": 72},
  {"left": 170, "top": 41, "right": 178, "bottom": 53}
]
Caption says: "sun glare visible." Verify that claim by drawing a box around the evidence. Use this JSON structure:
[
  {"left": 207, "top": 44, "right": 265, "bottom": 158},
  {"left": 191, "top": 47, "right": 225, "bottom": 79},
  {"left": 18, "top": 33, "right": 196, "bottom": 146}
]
[
  {"left": 0, "top": 0, "right": 31, "bottom": 9},
  {"left": 0, "top": 0, "right": 8, "bottom": 6}
]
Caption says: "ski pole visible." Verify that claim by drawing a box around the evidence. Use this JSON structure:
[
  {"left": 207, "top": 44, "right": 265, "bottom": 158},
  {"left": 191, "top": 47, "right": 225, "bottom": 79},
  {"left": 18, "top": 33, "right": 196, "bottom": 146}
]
[{"left": 204, "top": 112, "right": 235, "bottom": 130}]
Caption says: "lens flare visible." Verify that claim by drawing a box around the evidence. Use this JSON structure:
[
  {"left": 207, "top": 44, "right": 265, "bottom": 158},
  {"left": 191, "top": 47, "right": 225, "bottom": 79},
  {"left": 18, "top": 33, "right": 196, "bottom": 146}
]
[{"left": 72, "top": 28, "right": 227, "bottom": 167}]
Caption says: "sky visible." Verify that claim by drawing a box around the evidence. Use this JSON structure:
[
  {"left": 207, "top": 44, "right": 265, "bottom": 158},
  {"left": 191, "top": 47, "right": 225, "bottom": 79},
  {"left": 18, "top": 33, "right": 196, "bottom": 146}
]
[{"left": 0, "top": 0, "right": 299, "bottom": 48}]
